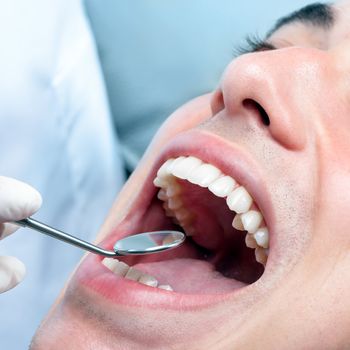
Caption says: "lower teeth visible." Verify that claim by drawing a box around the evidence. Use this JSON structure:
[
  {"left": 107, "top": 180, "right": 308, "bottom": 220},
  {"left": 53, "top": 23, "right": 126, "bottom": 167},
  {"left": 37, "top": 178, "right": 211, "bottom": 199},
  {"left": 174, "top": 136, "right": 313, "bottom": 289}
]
[
  {"left": 102, "top": 258, "right": 174, "bottom": 292},
  {"left": 158, "top": 284, "right": 173, "bottom": 291}
]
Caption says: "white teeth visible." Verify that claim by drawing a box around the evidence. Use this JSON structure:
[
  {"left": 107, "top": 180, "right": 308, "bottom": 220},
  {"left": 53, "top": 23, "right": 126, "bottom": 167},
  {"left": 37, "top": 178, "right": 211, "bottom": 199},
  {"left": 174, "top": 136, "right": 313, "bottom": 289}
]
[
  {"left": 102, "top": 258, "right": 119, "bottom": 271},
  {"left": 166, "top": 182, "right": 181, "bottom": 197},
  {"left": 163, "top": 202, "right": 177, "bottom": 218},
  {"left": 158, "top": 284, "right": 173, "bottom": 291},
  {"left": 241, "top": 210, "right": 263, "bottom": 234},
  {"left": 208, "top": 175, "right": 236, "bottom": 198},
  {"left": 102, "top": 258, "right": 130, "bottom": 277},
  {"left": 255, "top": 247, "right": 268, "bottom": 266},
  {"left": 153, "top": 177, "right": 162, "bottom": 187},
  {"left": 226, "top": 186, "right": 253, "bottom": 214},
  {"left": 245, "top": 234, "right": 258, "bottom": 249},
  {"left": 153, "top": 177, "right": 168, "bottom": 188},
  {"left": 157, "top": 189, "right": 168, "bottom": 201},
  {"left": 113, "top": 261, "right": 130, "bottom": 277},
  {"left": 254, "top": 227, "right": 269, "bottom": 248},
  {"left": 168, "top": 197, "right": 183, "bottom": 210},
  {"left": 102, "top": 260, "right": 167, "bottom": 289},
  {"left": 138, "top": 274, "right": 158, "bottom": 287},
  {"left": 167, "top": 156, "right": 186, "bottom": 174},
  {"left": 125, "top": 267, "right": 143, "bottom": 281},
  {"left": 188, "top": 163, "right": 221, "bottom": 187},
  {"left": 170, "top": 156, "right": 202, "bottom": 180},
  {"left": 157, "top": 158, "right": 175, "bottom": 178},
  {"left": 232, "top": 214, "right": 244, "bottom": 231}
]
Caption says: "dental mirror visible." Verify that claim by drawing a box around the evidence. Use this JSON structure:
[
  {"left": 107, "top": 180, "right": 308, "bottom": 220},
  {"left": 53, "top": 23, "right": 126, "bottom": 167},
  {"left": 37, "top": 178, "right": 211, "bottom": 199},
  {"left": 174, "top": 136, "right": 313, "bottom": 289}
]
[
  {"left": 15, "top": 217, "right": 186, "bottom": 258},
  {"left": 113, "top": 231, "right": 185, "bottom": 255}
]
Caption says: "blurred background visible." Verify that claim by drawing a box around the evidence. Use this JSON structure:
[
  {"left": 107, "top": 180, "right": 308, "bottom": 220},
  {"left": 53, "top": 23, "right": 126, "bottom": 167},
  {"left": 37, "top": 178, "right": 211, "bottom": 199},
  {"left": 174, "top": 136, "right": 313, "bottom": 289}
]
[
  {"left": 84, "top": 0, "right": 329, "bottom": 174},
  {"left": 0, "top": 0, "right": 327, "bottom": 348}
]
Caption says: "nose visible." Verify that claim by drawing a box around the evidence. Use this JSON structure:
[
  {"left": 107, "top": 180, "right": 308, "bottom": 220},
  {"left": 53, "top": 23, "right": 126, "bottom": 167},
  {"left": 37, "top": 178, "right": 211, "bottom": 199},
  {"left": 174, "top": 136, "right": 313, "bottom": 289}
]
[{"left": 210, "top": 48, "right": 329, "bottom": 151}]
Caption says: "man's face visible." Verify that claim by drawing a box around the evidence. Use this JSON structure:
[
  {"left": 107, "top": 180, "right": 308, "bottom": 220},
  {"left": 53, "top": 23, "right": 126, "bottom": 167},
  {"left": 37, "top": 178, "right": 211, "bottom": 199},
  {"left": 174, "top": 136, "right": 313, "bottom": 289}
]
[{"left": 32, "top": 2, "right": 350, "bottom": 349}]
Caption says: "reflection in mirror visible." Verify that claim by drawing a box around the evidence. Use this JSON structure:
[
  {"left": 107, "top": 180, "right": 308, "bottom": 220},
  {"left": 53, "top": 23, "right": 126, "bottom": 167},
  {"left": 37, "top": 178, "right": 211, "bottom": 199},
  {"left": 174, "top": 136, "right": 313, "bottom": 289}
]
[{"left": 113, "top": 231, "right": 186, "bottom": 255}]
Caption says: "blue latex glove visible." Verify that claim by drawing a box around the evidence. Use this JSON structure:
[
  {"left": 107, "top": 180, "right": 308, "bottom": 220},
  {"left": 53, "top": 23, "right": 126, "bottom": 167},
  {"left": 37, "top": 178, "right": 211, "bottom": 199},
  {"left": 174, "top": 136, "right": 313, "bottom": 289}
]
[{"left": 0, "top": 177, "right": 42, "bottom": 293}]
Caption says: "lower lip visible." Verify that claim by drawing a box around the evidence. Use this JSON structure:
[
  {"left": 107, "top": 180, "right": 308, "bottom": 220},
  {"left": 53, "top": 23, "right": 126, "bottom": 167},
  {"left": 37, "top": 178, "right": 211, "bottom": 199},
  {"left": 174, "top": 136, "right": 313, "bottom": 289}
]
[{"left": 75, "top": 253, "right": 240, "bottom": 311}]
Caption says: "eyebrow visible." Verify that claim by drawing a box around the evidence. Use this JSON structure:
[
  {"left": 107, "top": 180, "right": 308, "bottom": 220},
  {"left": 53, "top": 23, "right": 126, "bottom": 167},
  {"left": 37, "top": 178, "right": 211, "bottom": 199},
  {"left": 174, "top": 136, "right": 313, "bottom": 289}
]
[{"left": 267, "top": 2, "right": 335, "bottom": 38}]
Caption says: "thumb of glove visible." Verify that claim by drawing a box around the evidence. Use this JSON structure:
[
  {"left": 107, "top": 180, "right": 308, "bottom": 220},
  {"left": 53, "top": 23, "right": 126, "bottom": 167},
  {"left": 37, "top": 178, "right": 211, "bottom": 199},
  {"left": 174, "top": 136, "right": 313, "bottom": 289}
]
[
  {"left": 0, "top": 256, "right": 26, "bottom": 293},
  {"left": 0, "top": 177, "right": 42, "bottom": 293},
  {"left": 0, "top": 176, "right": 42, "bottom": 239}
]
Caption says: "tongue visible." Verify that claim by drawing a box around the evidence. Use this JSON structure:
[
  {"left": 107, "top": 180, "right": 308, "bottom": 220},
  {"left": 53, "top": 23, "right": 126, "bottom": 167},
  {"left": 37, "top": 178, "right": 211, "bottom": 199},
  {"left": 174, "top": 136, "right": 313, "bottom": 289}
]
[{"left": 133, "top": 258, "right": 246, "bottom": 294}]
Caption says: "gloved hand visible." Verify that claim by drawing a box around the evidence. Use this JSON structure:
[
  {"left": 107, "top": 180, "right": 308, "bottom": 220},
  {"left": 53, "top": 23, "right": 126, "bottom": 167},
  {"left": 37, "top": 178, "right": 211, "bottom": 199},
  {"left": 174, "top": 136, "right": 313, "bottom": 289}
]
[{"left": 0, "top": 176, "right": 42, "bottom": 293}]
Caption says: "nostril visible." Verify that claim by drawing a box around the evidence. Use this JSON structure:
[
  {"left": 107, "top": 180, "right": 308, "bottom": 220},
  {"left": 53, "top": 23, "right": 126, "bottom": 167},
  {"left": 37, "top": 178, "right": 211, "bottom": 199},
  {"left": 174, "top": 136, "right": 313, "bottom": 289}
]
[{"left": 242, "top": 99, "right": 270, "bottom": 126}]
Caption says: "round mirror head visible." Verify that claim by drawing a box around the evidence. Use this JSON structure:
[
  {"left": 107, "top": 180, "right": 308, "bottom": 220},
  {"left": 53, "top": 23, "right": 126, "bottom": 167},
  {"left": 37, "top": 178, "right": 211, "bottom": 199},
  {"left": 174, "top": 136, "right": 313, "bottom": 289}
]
[{"left": 113, "top": 230, "right": 186, "bottom": 256}]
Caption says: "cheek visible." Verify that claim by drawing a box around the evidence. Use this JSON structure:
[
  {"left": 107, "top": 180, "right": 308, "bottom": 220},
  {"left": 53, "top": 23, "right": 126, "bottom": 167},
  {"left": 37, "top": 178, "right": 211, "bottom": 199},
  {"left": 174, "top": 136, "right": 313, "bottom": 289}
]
[{"left": 318, "top": 162, "right": 350, "bottom": 242}]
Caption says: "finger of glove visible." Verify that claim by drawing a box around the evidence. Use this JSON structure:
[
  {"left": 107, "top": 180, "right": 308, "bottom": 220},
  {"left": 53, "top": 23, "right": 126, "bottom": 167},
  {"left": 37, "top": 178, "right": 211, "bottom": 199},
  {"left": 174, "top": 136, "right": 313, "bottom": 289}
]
[
  {"left": 0, "top": 256, "right": 26, "bottom": 293},
  {"left": 0, "top": 176, "right": 42, "bottom": 222},
  {"left": 0, "top": 222, "right": 20, "bottom": 240}
]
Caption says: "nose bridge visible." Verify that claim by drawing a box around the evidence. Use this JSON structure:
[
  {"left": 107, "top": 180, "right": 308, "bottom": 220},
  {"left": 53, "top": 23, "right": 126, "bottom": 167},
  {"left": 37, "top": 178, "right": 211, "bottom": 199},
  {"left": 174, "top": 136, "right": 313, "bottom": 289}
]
[{"left": 217, "top": 48, "right": 329, "bottom": 151}]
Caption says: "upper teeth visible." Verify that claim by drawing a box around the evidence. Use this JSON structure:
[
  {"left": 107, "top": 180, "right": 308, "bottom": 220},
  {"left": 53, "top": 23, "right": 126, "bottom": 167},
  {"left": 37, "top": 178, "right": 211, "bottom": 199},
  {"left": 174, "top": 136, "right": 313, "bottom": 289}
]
[
  {"left": 153, "top": 156, "right": 270, "bottom": 266},
  {"left": 226, "top": 187, "right": 253, "bottom": 214},
  {"left": 208, "top": 175, "right": 236, "bottom": 197}
]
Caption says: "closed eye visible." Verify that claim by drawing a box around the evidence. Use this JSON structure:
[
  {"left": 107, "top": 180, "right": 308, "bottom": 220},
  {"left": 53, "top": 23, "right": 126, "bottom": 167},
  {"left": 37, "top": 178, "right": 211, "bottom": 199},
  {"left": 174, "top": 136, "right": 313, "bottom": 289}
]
[{"left": 233, "top": 34, "right": 277, "bottom": 58}]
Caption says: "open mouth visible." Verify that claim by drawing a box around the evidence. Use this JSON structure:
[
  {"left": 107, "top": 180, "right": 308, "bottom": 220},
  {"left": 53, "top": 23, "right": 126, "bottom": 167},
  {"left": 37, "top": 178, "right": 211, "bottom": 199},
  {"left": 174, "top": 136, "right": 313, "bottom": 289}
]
[{"left": 97, "top": 149, "right": 271, "bottom": 296}]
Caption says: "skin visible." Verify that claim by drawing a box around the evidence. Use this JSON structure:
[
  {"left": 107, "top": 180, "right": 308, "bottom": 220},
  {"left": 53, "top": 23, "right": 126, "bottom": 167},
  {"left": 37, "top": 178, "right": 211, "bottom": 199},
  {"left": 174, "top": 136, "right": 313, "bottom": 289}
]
[{"left": 31, "top": 1, "right": 350, "bottom": 349}]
